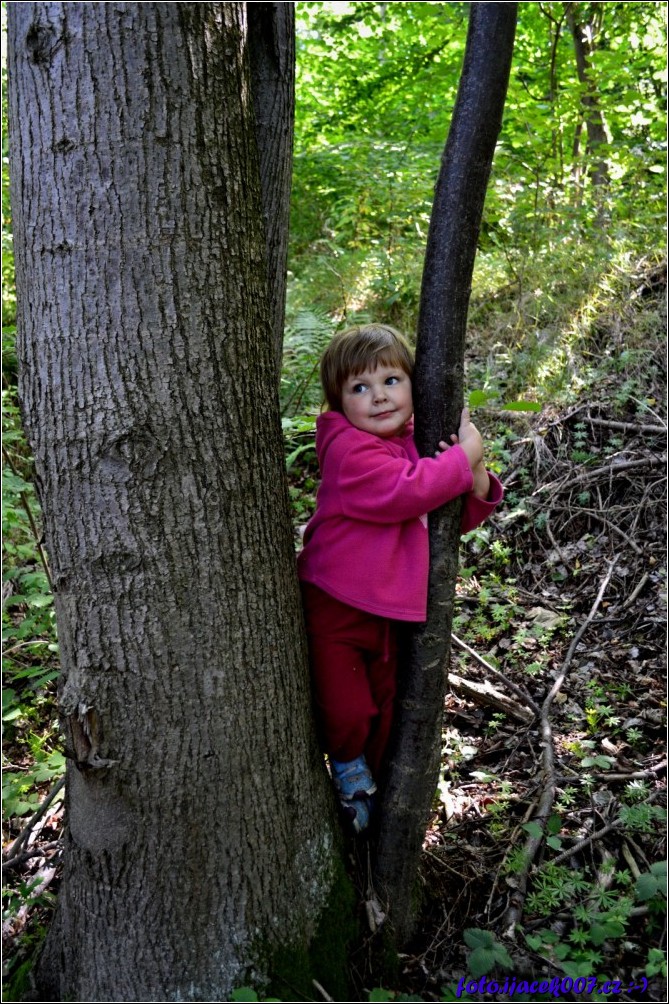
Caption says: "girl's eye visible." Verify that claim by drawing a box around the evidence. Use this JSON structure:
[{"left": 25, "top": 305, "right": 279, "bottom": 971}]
[
  {"left": 386, "top": 376, "right": 399, "bottom": 386},
  {"left": 351, "top": 383, "right": 367, "bottom": 394}
]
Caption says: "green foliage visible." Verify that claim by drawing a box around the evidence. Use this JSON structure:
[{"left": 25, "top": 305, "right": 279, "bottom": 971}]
[
  {"left": 2, "top": 883, "right": 55, "bottom": 1002},
  {"left": 635, "top": 861, "right": 667, "bottom": 902},
  {"left": 618, "top": 801, "right": 667, "bottom": 834},
  {"left": 3, "top": 393, "right": 61, "bottom": 819},
  {"left": 280, "top": 308, "right": 334, "bottom": 416},
  {"left": 522, "top": 853, "right": 666, "bottom": 987},
  {"left": 291, "top": 1, "right": 666, "bottom": 337},
  {"left": 231, "top": 991, "right": 281, "bottom": 1003},
  {"left": 463, "top": 928, "right": 513, "bottom": 978},
  {"left": 645, "top": 948, "right": 668, "bottom": 979}
]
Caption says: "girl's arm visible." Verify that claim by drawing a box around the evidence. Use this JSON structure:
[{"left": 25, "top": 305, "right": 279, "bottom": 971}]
[
  {"left": 334, "top": 409, "right": 500, "bottom": 524},
  {"left": 336, "top": 438, "right": 475, "bottom": 523}
]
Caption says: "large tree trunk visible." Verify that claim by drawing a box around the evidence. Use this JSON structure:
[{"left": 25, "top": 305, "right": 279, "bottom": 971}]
[
  {"left": 8, "top": 3, "right": 343, "bottom": 999},
  {"left": 248, "top": 1, "right": 295, "bottom": 375},
  {"left": 374, "top": 2, "right": 517, "bottom": 946}
]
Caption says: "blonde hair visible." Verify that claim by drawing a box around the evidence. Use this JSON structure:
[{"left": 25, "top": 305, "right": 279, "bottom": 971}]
[{"left": 320, "top": 324, "right": 414, "bottom": 412}]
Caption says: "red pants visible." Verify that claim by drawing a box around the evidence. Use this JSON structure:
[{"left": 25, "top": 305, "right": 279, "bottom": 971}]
[{"left": 301, "top": 583, "right": 398, "bottom": 778}]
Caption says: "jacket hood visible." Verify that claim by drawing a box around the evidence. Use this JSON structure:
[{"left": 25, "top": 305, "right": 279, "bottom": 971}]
[{"left": 315, "top": 410, "right": 414, "bottom": 463}]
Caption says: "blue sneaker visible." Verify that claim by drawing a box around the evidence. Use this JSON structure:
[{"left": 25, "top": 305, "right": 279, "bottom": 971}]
[
  {"left": 339, "top": 795, "right": 374, "bottom": 835},
  {"left": 330, "top": 755, "right": 377, "bottom": 801}
]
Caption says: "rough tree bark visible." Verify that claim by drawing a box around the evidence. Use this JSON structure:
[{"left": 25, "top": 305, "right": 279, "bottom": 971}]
[
  {"left": 8, "top": 3, "right": 344, "bottom": 1000},
  {"left": 374, "top": 2, "right": 518, "bottom": 945},
  {"left": 248, "top": 2, "right": 295, "bottom": 374}
]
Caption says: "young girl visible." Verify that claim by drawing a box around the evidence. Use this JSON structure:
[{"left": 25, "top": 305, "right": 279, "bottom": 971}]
[{"left": 297, "top": 324, "right": 502, "bottom": 832}]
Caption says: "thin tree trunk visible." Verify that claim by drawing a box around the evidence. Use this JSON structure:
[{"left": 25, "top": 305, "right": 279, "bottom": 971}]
[
  {"left": 8, "top": 4, "right": 342, "bottom": 999},
  {"left": 565, "top": 3, "right": 610, "bottom": 189},
  {"left": 374, "top": 2, "right": 517, "bottom": 946}
]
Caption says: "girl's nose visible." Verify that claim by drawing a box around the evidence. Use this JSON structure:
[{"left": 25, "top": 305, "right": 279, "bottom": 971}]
[{"left": 373, "top": 386, "right": 388, "bottom": 402}]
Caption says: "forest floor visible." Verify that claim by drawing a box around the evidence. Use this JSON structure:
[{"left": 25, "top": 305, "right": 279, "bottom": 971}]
[
  {"left": 2, "top": 260, "right": 666, "bottom": 1003},
  {"left": 345, "top": 259, "right": 667, "bottom": 1002}
]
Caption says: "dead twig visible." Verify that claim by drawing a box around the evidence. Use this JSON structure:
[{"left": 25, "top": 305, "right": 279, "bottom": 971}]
[
  {"left": 534, "top": 454, "right": 666, "bottom": 493},
  {"left": 623, "top": 571, "right": 651, "bottom": 608},
  {"left": 3, "top": 776, "right": 65, "bottom": 866},
  {"left": 2, "top": 841, "right": 62, "bottom": 872},
  {"left": 544, "top": 558, "right": 618, "bottom": 710},
  {"left": 539, "top": 790, "right": 663, "bottom": 870},
  {"left": 312, "top": 979, "right": 335, "bottom": 1002}
]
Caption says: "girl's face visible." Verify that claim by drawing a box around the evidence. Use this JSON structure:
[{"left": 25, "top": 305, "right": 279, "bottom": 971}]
[{"left": 341, "top": 363, "right": 413, "bottom": 438}]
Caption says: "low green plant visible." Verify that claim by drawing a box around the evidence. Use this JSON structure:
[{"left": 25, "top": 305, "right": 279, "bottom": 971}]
[
  {"left": 230, "top": 990, "right": 282, "bottom": 1003},
  {"left": 645, "top": 948, "right": 667, "bottom": 979},
  {"left": 524, "top": 858, "right": 666, "bottom": 983},
  {"left": 565, "top": 738, "right": 616, "bottom": 771},
  {"left": 618, "top": 797, "right": 667, "bottom": 834},
  {"left": 463, "top": 928, "right": 513, "bottom": 978},
  {"left": 634, "top": 861, "right": 667, "bottom": 903}
]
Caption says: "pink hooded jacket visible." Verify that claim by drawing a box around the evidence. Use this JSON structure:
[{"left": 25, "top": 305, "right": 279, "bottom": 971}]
[{"left": 297, "top": 411, "right": 503, "bottom": 621}]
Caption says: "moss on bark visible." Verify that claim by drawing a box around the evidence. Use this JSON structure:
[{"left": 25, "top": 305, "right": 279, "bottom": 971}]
[{"left": 265, "top": 856, "right": 358, "bottom": 1001}]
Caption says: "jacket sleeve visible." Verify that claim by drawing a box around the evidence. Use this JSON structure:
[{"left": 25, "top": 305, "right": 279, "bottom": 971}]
[
  {"left": 335, "top": 438, "right": 474, "bottom": 523},
  {"left": 461, "top": 473, "right": 504, "bottom": 533}
]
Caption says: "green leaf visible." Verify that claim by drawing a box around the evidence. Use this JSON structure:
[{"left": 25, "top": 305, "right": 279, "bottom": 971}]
[
  {"left": 524, "top": 934, "right": 544, "bottom": 951},
  {"left": 468, "top": 946, "right": 496, "bottom": 978},
  {"left": 589, "top": 920, "right": 625, "bottom": 945},
  {"left": 635, "top": 872, "right": 660, "bottom": 901},
  {"left": 581, "top": 754, "right": 614, "bottom": 769},
  {"left": 27, "top": 593, "right": 53, "bottom": 609},
  {"left": 561, "top": 959, "right": 593, "bottom": 978},
  {"left": 522, "top": 821, "right": 543, "bottom": 840},
  {"left": 285, "top": 442, "right": 316, "bottom": 470},
  {"left": 501, "top": 401, "right": 542, "bottom": 412},
  {"left": 493, "top": 945, "right": 513, "bottom": 969},
  {"left": 650, "top": 860, "right": 667, "bottom": 880},
  {"left": 546, "top": 835, "right": 563, "bottom": 850},
  {"left": 463, "top": 928, "right": 495, "bottom": 950},
  {"left": 468, "top": 389, "right": 492, "bottom": 408},
  {"left": 368, "top": 990, "right": 394, "bottom": 1002},
  {"left": 231, "top": 990, "right": 259, "bottom": 1003}
]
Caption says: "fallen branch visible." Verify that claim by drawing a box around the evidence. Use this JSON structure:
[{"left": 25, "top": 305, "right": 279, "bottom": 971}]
[
  {"left": 1, "top": 864, "right": 58, "bottom": 942},
  {"left": 448, "top": 673, "right": 534, "bottom": 723},
  {"left": 585, "top": 416, "right": 666, "bottom": 435},
  {"left": 544, "top": 558, "right": 618, "bottom": 710},
  {"left": 555, "top": 760, "right": 667, "bottom": 784},
  {"left": 534, "top": 455, "right": 665, "bottom": 493},
  {"left": 602, "top": 760, "right": 667, "bottom": 782},
  {"left": 502, "top": 560, "right": 618, "bottom": 937},
  {"left": 2, "top": 840, "right": 62, "bottom": 872},
  {"left": 451, "top": 632, "right": 540, "bottom": 716}
]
